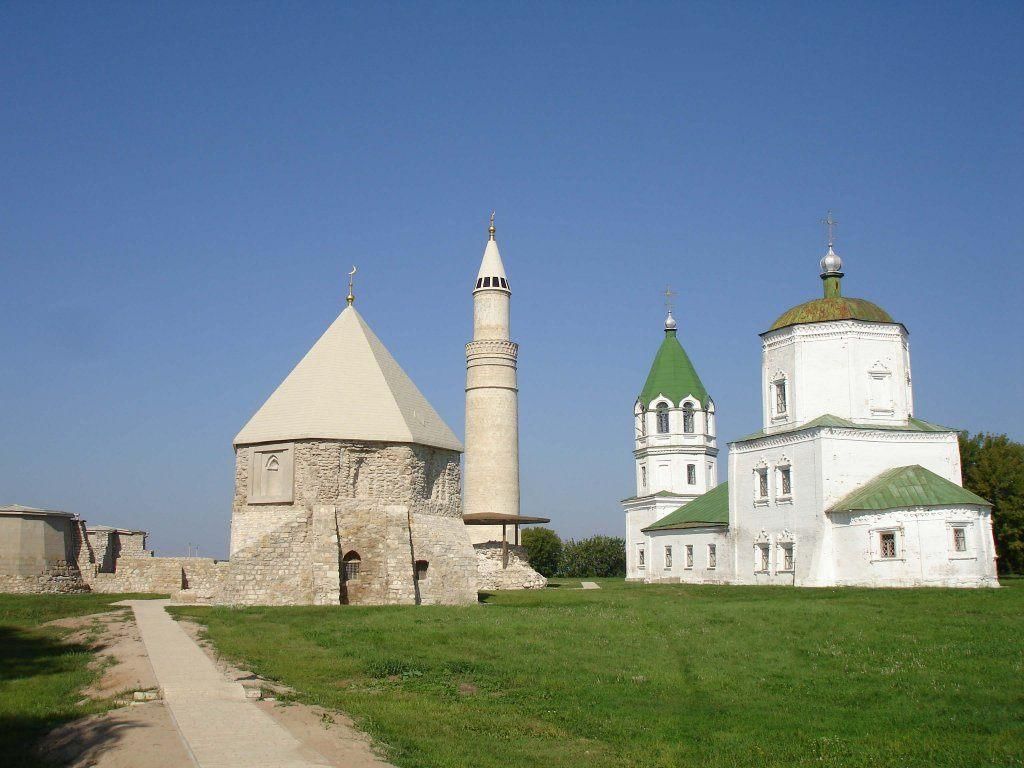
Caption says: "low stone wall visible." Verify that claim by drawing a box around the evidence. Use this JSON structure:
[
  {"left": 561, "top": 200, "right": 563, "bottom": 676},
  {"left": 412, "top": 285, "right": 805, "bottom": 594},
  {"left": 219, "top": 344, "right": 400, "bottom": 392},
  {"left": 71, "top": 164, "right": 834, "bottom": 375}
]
[
  {"left": 180, "top": 558, "right": 229, "bottom": 598},
  {"left": 474, "top": 542, "right": 547, "bottom": 591},
  {"left": 91, "top": 557, "right": 184, "bottom": 594},
  {"left": 0, "top": 562, "right": 88, "bottom": 594}
]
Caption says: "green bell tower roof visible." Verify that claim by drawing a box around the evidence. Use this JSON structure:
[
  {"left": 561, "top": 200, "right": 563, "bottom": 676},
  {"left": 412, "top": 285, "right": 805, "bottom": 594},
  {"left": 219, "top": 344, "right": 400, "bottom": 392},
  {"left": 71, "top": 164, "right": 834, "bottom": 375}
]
[{"left": 638, "top": 312, "right": 710, "bottom": 407}]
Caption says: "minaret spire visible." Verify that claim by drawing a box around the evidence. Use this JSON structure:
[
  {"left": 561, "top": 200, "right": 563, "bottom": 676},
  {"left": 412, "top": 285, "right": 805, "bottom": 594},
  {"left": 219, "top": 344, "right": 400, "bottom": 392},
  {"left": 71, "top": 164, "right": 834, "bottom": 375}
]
[{"left": 489, "top": 211, "right": 496, "bottom": 241}]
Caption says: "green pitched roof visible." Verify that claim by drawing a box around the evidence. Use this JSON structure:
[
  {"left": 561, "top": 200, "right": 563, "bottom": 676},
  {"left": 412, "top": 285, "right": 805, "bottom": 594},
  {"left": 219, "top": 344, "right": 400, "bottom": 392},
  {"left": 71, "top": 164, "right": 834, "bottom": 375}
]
[
  {"left": 643, "top": 482, "right": 729, "bottom": 532},
  {"left": 828, "top": 465, "right": 990, "bottom": 513},
  {"left": 733, "top": 414, "right": 954, "bottom": 443},
  {"left": 639, "top": 329, "right": 710, "bottom": 407},
  {"left": 769, "top": 296, "right": 894, "bottom": 332}
]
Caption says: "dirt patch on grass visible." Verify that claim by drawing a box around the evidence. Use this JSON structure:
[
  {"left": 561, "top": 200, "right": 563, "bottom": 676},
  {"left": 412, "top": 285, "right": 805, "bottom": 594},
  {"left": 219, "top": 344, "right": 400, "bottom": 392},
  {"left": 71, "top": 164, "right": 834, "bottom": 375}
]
[
  {"left": 37, "top": 608, "right": 194, "bottom": 768},
  {"left": 47, "top": 609, "right": 159, "bottom": 700}
]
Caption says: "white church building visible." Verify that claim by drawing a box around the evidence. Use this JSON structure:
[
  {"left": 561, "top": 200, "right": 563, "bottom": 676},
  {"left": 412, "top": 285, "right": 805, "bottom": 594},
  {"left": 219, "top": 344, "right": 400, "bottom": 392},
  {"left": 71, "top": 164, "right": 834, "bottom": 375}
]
[{"left": 625, "top": 236, "right": 998, "bottom": 588}]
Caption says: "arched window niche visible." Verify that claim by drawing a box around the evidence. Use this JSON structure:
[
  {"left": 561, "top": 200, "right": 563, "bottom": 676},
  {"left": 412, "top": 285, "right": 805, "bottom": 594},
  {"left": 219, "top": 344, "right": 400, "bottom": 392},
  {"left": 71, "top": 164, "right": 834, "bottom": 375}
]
[
  {"left": 682, "top": 402, "right": 695, "bottom": 434},
  {"left": 343, "top": 551, "right": 362, "bottom": 580},
  {"left": 655, "top": 402, "right": 670, "bottom": 434}
]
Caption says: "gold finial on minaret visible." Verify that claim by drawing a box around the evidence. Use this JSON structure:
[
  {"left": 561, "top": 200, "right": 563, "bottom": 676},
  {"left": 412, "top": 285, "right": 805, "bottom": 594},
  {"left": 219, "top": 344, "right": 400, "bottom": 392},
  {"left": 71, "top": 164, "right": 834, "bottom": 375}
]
[
  {"left": 489, "top": 211, "right": 496, "bottom": 241},
  {"left": 346, "top": 265, "right": 357, "bottom": 306}
]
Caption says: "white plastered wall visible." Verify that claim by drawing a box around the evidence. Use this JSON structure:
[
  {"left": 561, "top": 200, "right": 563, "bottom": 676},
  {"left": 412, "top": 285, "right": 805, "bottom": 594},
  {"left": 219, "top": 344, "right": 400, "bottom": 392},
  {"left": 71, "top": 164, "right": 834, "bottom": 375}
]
[{"left": 761, "top": 320, "right": 913, "bottom": 432}]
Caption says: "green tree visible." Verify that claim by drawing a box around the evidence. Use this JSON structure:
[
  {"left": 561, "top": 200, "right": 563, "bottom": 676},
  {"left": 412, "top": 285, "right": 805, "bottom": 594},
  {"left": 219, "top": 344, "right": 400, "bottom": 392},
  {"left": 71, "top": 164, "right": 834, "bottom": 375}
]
[
  {"left": 521, "top": 527, "right": 562, "bottom": 578},
  {"left": 959, "top": 432, "right": 1024, "bottom": 574},
  {"left": 558, "top": 535, "right": 627, "bottom": 578}
]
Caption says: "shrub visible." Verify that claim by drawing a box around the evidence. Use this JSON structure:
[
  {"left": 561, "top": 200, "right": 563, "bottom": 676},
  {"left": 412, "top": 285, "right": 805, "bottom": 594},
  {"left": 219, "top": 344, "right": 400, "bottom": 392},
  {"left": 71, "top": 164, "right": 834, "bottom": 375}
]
[
  {"left": 558, "top": 535, "right": 626, "bottom": 578},
  {"left": 521, "top": 527, "right": 562, "bottom": 577}
]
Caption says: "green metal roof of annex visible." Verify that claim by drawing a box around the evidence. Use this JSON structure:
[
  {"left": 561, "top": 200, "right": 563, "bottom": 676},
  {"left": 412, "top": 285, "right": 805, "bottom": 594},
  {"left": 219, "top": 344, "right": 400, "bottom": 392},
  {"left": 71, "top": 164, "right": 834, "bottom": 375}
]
[
  {"left": 828, "top": 465, "right": 990, "bottom": 513},
  {"left": 643, "top": 482, "right": 729, "bottom": 532},
  {"left": 638, "top": 322, "right": 710, "bottom": 407}
]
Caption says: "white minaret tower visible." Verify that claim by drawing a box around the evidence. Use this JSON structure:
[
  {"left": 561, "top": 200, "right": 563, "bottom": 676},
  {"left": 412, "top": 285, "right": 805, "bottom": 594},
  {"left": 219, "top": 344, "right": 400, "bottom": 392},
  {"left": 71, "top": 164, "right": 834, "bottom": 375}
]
[{"left": 464, "top": 213, "right": 520, "bottom": 544}]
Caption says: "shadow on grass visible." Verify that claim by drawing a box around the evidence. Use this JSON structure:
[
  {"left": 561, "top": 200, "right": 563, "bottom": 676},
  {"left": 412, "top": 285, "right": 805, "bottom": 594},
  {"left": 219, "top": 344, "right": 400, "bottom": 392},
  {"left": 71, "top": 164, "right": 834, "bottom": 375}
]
[{"left": 0, "top": 625, "right": 138, "bottom": 768}]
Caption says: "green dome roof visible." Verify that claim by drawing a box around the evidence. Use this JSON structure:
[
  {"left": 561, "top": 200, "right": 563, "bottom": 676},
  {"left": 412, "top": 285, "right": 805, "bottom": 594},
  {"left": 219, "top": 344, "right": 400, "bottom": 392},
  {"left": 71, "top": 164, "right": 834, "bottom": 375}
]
[
  {"left": 639, "top": 329, "right": 710, "bottom": 407},
  {"left": 769, "top": 296, "right": 894, "bottom": 332}
]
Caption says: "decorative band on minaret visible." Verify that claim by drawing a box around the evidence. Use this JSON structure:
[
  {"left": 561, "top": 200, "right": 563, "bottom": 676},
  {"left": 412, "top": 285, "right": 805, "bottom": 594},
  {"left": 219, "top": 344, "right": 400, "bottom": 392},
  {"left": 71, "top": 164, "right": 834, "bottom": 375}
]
[{"left": 463, "top": 214, "right": 520, "bottom": 544}]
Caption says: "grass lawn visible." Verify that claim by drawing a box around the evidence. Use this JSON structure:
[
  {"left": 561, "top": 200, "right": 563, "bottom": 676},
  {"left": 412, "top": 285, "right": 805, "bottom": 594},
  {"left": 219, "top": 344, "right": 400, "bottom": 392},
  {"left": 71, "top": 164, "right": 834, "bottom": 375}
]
[
  {"left": 173, "top": 579, "right": 1024, "bottom": 768},
  {"left": 0, "top": 592, "right": 161, "bottom": 768}
]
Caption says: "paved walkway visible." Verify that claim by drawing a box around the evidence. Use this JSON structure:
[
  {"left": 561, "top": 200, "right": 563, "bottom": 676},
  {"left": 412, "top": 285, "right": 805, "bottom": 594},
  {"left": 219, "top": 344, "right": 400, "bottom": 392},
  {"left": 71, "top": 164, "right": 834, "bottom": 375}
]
[{"left": 127, "top": 599, "right": 334, "bottom": 768}]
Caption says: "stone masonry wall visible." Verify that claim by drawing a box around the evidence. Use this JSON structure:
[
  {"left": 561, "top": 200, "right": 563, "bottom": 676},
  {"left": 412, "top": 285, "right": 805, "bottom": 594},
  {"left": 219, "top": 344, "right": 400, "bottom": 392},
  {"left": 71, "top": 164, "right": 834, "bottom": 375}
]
[
  {"left": 474, "top": 543, "right": 547, "bottom": 591},
  {"left": 90, "top": 557, "right": 185, "bottom": 594},
  {"left": 0, "top": 562, "right": 88, "bottom": 594},
  {"left": 225, "top": 439, "right": 477, "bottom": 606}
]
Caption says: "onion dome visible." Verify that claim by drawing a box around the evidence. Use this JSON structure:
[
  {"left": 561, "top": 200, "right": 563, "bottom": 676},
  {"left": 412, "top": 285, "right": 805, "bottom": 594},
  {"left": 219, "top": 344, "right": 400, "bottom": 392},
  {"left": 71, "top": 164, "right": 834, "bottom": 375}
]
[
  {"left": 768, "top": 239, "right": 894, "bottom": 332},
  {"left": 664, "top": 310, "right": 677, "bottom": 330}
]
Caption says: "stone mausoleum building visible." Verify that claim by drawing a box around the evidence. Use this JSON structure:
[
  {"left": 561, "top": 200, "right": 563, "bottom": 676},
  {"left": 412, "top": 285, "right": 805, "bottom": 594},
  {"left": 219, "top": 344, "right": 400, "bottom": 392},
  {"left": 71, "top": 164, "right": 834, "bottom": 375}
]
[
  {"left": 626, "top": 230, "right": 998, "bottom": 588},
  {"left": 227, "top": 279, "right": 479, "bottom": 606}
]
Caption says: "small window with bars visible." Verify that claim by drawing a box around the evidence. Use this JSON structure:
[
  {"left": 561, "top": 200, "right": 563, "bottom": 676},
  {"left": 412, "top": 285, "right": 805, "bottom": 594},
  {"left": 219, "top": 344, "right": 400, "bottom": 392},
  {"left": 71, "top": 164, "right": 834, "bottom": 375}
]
[
  {"left": 879, "top": 532, "right": 897, "bottom": 559},
  {"left": 952, "top": 527, "right": 967, "bottom": 552},
  {"left": 708, "top": 544, "right": 716, "bottom": 569},
  {"left": 756, "top": 468, "right": 769, "bottom": 500},
  {"left": 343, "top": 551, "right": 362, "bottom": 580},
  {"left": 687, "top": 464, "right": 696, "bottom": 485},
  {"left": 778, "top": 466, "right": 792, "bottom": 498},
  {"left": 685, "top": 545, "right": 693, "bottom": 569},
  {"left": 756, "top": 544, "right": 770, "bottom": 572},
  {"left": 664, "top": 546, "right": 673, "bottom": 569},
  {"left": 780, "top": 544, "right": 794, "bottom": 571},
  {"left": 637, "top": 546, "right": 646, "bottom": 569}
]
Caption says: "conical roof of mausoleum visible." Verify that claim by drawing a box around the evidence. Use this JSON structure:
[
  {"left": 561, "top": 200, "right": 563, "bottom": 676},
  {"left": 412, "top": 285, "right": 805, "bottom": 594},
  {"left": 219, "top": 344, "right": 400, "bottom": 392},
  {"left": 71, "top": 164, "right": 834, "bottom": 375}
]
[
  {"left": 639, "top": 327, "right": 710, "bottom": 407},
  {"left": 234, "top": 305, "right": 462, "bottom": 451}
]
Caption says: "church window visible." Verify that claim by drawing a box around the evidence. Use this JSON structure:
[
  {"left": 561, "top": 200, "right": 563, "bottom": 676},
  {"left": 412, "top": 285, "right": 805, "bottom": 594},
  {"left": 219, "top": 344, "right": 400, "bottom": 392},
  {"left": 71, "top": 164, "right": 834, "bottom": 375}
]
[
  {"left": 952, "top": 527, "right": 966, "bottom": 552},
  {"left": 685, "top": 545, "right": 693, "bottom": 568},
  {"left": 707, "top": 544, "right": 716, "bottom": 569},
  {"left": 756, "top": 544, "right": 770, "bottom": 572},
  {"left": 656, "top": 403, "right": 669, "bottom": 434},
  {"left": 755, "top": 468, "right": 769, "bottom": 500},
  {"left": 683, "top": 402, "right": 695, "bottom": 433},
  {"left": 664, "top": 546, "right": 672, "bottom": 569},
  {"left": 248, "top": 443, "right": 294, "bottom": 504},
  {"left": 780, "top": 544, "right": 794, "bottom": 571},
  {"left": 687, "top": 464, "right": 696, "bottom": 485},
  {"left": 415, "top": 560, "right": 429, "bottom": 580},
  {"left": 637, "top": 546, "right": 646, "bottom": 569},
  {"left": 640, "top": 466, "right": 647, "bottom": 489},
  {"left": 776, "top": 465, "right": 792, "bottom": 499},
  {"left": 343, "top": 551, "right": 362, "bottom": 580},
  {"left": 774, "top": 379, "right": 788, "bottom": 416},
  {"left": 879, "top": 532, "right": 897, "bottom": 559}
]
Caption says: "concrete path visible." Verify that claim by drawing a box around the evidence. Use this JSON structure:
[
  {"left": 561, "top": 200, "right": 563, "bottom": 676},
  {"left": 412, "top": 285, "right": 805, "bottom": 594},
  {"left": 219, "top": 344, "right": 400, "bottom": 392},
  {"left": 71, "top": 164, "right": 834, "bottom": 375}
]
[{"left": 127, "top": 599, "right": 334, "bottom": 768}]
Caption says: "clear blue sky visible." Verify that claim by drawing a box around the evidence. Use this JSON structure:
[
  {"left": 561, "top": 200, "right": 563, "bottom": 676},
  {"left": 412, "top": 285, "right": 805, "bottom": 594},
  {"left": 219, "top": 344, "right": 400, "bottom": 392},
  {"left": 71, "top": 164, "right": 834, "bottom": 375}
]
[{"left": 2, "top": 2, "right": 1021, "bottom": 558}]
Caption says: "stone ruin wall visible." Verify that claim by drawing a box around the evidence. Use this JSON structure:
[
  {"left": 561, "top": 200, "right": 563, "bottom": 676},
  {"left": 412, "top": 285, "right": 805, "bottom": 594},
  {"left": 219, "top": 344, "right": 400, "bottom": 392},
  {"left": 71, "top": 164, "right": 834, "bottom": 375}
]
[
  {"left": 474, "top": 543, "right": 548, "bottom": 591},
  {"left": 223, "top": 439, "right": 478, "bottom": 606}
]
